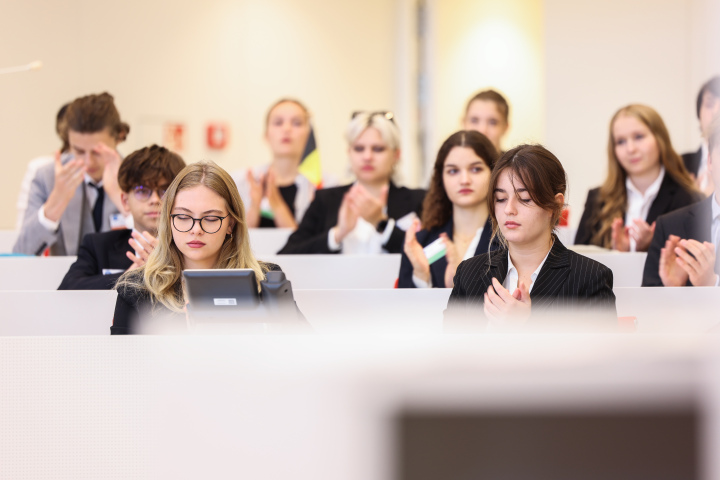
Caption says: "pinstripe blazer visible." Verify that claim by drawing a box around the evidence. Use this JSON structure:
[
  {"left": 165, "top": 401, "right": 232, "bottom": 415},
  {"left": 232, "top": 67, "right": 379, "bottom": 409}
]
[{"left": 444, "top": 237, "right": 617, "bottom": 330}]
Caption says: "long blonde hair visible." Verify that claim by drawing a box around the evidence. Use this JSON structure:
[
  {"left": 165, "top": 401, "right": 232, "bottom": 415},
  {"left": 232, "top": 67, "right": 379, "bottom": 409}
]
[
  {"left": 590, "top": 104, "right": 697, "bottom": 247},
  {"left": 116, "top": 161, "right": 269, "bottom": 312}
]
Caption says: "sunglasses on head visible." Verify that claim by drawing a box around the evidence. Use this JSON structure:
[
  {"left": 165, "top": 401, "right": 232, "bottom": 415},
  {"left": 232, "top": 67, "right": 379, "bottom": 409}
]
[{"left": 351, "top": 111, "right": 395, "bottom": 123}]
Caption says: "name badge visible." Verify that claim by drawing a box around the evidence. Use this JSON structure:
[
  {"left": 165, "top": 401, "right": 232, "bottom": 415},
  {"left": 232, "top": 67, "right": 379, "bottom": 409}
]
[{"left": 109, "top": 213, "right": 127, "bottom": 230}]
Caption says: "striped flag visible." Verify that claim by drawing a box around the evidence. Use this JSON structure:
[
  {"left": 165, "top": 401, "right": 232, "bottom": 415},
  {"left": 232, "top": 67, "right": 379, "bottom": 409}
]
[{"left": 298, "top": 127, "right": 323, "bottom": 188}]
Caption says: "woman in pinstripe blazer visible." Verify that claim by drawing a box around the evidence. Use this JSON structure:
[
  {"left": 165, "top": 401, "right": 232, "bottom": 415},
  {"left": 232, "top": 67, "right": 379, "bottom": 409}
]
[{"left": 445, "top": 145, "right": 617, "bottom": 331}]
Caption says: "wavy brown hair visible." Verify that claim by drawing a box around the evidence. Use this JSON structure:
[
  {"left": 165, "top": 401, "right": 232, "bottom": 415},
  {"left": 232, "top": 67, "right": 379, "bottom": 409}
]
[
  {"left": 488, "top": 145, "right": 567, "bottom": 249},
  {"left": 589, "top": 104, "right": 698, "bottom": 247},
  {"left": 422, "top": 130, "right": 498, "bottom": 230},
  {"left": 116, "top": 161, "right": 270, "bottom": 312},
  {"left": 63, "top": 92, "right": 129, "bottom": 142}
]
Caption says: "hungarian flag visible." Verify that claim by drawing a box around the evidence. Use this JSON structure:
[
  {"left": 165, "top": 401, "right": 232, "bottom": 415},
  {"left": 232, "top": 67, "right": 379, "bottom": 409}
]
[{"left": 298, "top": 127, "right": 322, "bottom": 188}]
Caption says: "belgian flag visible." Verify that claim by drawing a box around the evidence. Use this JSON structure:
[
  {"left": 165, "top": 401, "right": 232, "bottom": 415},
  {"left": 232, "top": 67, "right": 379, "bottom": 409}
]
[{"left": 298, "top": 127, "right": 323, "bottom": 188}]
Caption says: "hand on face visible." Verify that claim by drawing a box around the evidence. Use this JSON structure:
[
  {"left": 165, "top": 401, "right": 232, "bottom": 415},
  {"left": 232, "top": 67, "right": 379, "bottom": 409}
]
[
  {"left": 483, "top": 277, "right": 531, "bottom": 327},
  {"left": 126, "top": 230, "right": 158, "bottom": 271},
  {"left": 658, "top": 234, "right": 688, "bottom": 286},
  {"left": 673, "top": 238, "right": 718, "bottom": 286},
  {"left": 51, "top": 150, "right": 85, "bottom": 203},
  {"left": 403, "top": 218, "right": 430, "bottom": 284}
]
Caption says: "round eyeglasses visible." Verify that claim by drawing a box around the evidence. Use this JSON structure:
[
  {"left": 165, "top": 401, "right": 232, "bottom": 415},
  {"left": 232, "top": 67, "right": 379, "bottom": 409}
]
[
  {"left": 170, "top": 214, "right": 230, "bottom": 234},
  {"left": 132, "top": 186, "right": 167, "bottom": 201}
]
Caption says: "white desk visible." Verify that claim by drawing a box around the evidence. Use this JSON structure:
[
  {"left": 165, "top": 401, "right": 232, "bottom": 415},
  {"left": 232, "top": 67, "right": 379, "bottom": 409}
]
[
  {"left": 294, "top": 288, "right": 450, "bottom": 334},
  {"left": 0, "top": 290, "right": 116, "bottom": 335},
  {"left": 248, "top": 228, "right": 293, "bottom": 255},
  {"left": 262, "top": 254, "right": 401, "bottom": 289},
  {"left": 579, "top": 251, "right": 648, "bottom": 287},
  {"left": 615, "top": 286, "right": 720, "bottom": 333},
  {"left": 0, "top": 256, "right": 77, "bottom": 290}
]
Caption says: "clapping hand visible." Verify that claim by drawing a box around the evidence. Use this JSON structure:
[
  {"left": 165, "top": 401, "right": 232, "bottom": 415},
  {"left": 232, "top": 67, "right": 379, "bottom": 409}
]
[
  {"left": 126, "top": 230, "right": 158, "bottom": 271},
  {"left": 404, "top": 218, "right": 430, "bottom": 284},
  {"left": 484, "top": 277, "right": 532, "bottom": 328}
]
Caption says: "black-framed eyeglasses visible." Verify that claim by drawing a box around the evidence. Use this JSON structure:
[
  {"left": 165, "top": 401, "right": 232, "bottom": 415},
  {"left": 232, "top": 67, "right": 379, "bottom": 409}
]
[
  {"left": 351, "top": 111, "right": 395, "bottom": 123},
  {"left": 132, "top": 185, "right": 167, "bottom": 201},
  {"left": 170, "top": 214, "right": 230, "bottom": 234}
]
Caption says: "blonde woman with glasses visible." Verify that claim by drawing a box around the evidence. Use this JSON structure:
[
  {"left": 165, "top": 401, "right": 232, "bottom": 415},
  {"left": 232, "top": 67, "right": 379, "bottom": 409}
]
[
  {"left": 278, "top": 111, "right": 425, "bottom": 254},
  {"left": 112, "top": 161, "right": 277, "bottom": 334}
]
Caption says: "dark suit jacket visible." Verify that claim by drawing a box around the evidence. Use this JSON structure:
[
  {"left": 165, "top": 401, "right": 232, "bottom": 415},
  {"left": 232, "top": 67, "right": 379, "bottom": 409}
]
[
  {"left": 398, "top": 217, "right": 496, "bottom": 288},
  {"left": 278, "top": 183, "right": 426, "bottom": 254},
  {"left": 682, "top": 147, "right": 702, "bottom": 177},
  {"left": 58, "top": 229, "right": 133, "bottom": 290},
  {"left": 575, "top": 174, "right": 702, "bottom": 246},
  {"left": 642, "top": 196, "right": 714, "bottom": 286},
  {"left": 444, "top": 238, "right": 617, "bottom": 330}
]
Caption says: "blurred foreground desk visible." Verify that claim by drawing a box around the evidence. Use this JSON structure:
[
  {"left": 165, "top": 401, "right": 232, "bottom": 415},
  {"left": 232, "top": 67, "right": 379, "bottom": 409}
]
[{"left": 0, "top": 290, "right": 116, "bottom": 335}]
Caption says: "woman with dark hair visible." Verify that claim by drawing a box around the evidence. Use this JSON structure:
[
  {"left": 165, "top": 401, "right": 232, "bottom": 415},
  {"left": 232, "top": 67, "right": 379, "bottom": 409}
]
[
  {"left": 445, "top": 145, "right": 616, "bottom": 330},
  {"left": 575, "top": 104, "right": 701, "bottom": 251},
  {"left": 399, "top": 130, "right": 499, "bottom": 288},
  {"left": 462, "top": 89, "right": 510, "bottom": 154}
]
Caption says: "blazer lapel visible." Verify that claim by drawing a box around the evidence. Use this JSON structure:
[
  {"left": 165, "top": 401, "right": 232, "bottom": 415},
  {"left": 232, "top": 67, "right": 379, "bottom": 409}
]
[
  {"left": 485, "top": 247, "right": 509, "bottom": 288},
  {"left": 529, "top": 238, "right": 571, "bottom": 307},
  {"left": 684, "top": 196, "right": 713, "bottom": 243},
  {"left": 647, "top": 174, "right": 677, "bottom": 224}
]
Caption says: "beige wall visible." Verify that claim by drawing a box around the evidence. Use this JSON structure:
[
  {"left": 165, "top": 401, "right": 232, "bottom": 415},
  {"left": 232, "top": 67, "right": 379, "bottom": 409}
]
[
  {"left": 2, "top": 0, "right": 719, "bottom": 233},
  {"left": 545, "top": 0, "right": 720, "bottom": 229},
  {"left": 0, "top": 0, "right": 401, "bottom": 230},
  {"left": 425, "top": 0, "right": 545, "bottom": 182}
]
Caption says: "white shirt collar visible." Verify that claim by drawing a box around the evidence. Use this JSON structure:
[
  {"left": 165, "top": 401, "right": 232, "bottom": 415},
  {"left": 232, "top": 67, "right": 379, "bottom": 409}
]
[
  {"left": 503, "top": 244, "right": 553, "bottom": 295},
  {"left": 625, "top": 166, "right": 665, "bottom": 200},
  {"left": 712, "top": 192, "right": 720, "bottom": 221}
]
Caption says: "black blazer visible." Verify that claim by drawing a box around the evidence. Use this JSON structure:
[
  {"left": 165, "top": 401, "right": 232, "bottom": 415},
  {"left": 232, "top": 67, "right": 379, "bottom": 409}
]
[
  {"left": 682, "top": 147, "right": 702, "bottom": 177},
  {"left": 58, "top": 229, "right": 133, "bottom": 290},
  {"left": 642, "top": 196, "right": 714, "bottom": 286},
  {"left": 278, "top": 182, "right": 426, "bottom": 254},
  {"left": 575, "top": 174, "right": 702, "bottom": 246},
  {"left": 444, "top": 238, "right": 617, "bottom": 330},
  {"left": 398, "top": 217, "right": 496, "bottom": 288}
]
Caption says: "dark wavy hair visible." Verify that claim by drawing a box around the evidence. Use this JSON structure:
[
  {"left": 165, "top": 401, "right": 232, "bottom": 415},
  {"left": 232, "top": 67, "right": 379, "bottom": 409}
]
[
  {"left": 118, "top": 145, "right": 186, "bottom": 192},
  {"left": 488, "top": 144, "right": 567, "bottom": 248},
  {"left": 421, "top": 130, "right": 498, "bottom": 230},
  {"left": 63, "top": 92, "right": 129, "bottom": 142}
]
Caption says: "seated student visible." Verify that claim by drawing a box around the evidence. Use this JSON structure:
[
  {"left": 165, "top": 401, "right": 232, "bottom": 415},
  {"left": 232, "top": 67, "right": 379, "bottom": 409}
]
[
  {"left": 233, "top": 99, "right": 317, "bottom": 229},
  {"left": 58, "top": 145, "right": 186, "bottom": 290},
  {"left": 643, "top": 115, "right": 720, "bottom": 287},
  {"left": 278, "top": 111, "right": 425, "bottom": 254},
  {"left": 682, "top": 76, "right": 720, "bottom": 195},
  {"left": 399, "top": 130, "right": 499, "bottom": 288},
  {"left": 16, "top": 103, "right": 69, "bottom": 230},
  {"left": 575, "top": 104, "right": 702, "bottom": 252},
  {"left": 112, "top": 161, "right": 277, "bottom": 335},
  {"left": 462, "top": 89, "right": 510, "bottom": 155},
  {"left": 13, "top": 92, "right": 129, "bottom": 256},
  {"left": 445, "top": 145, "right": 616, "bottom": 330}
]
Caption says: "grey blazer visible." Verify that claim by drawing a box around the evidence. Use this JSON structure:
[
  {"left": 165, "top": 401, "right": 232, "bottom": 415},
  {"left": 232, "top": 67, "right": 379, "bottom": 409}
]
[{"left": 13, "top": 155, "right": 120, "bottom": 256}]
